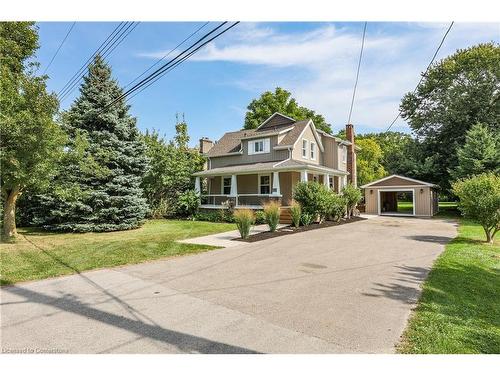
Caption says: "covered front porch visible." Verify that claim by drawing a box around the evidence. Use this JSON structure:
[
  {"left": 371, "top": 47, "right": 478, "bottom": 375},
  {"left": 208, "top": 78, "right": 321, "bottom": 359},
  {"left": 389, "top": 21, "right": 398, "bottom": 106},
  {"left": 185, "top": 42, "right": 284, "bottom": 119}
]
[{"left": 194, "top": 163, "right": 348, "bottom": 209}]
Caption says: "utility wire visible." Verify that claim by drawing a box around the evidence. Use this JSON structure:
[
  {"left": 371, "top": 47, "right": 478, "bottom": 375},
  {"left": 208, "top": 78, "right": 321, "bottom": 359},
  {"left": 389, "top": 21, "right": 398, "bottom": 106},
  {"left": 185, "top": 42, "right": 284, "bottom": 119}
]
[
  {"left": 42, "top": 22, "right": 76, "bottom": 75},
  {"left": 124, "top": 21, "right": 209, "bottom": 89},
  {"left": 385, "top": 21, "right": 454, "bottom": 132},
  {"left": 59, "top": 21, "right": 140, "bottom": 102},
  {"left": 59, "top": 22, "right": 140, "bottom": 102},
  {"left": 347, "top": 21, "right": 367, "bottom": 125},
  {"left": 58, "top": 22, "right": 126, "bottom": 97},
  {"left": 102, "top": 22, "right": 239, "bottom": 110}
]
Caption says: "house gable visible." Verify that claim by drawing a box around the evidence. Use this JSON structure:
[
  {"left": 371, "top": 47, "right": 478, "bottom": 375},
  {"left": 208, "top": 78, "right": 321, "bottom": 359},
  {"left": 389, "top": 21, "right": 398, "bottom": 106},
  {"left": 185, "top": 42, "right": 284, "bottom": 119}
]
[
  {"left": 361, "top": 175, "right": 438, "bottom": 188},
  {"left": 257, "top": 112, "right": 296, "bottom": 131}
]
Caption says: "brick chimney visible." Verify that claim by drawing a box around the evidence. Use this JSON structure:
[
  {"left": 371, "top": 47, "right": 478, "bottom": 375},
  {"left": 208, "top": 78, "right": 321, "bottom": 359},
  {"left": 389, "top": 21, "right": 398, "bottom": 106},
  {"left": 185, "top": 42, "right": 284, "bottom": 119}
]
[
  {"left": 199, "top": 137, "right": 213, "bottom": 154},
  {"left": 345, "top": 124, "right": 357, "bottom": 187}
]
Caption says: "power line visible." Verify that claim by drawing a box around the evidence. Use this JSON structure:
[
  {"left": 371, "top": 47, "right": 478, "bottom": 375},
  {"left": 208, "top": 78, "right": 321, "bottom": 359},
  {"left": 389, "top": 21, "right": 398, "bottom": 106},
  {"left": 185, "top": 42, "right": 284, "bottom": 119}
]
[
  {"left": 58, "top": 22, "right": 126, "bottom": 97},
  {"left": 123, "top": 21, "right": 209, "bottom": 90},
  {"left": 347, "top": 21, "right": 367, "bottom": 125},
  {"left": 42, "top": 22, "right": 76, "bottom": 75},
  {"left": 59, "top": 21, "right": 140, "bottom": 102},
  {"left": 101, "top": 22, "right": 239, "bottom": 111},
  {"left": 385, "top": 21, "right": 454, "bottom": 132}
]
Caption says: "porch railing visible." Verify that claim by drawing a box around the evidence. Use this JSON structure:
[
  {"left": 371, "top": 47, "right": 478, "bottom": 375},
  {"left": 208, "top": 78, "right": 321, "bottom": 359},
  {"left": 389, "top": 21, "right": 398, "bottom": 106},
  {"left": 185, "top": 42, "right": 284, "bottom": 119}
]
[{"left": 200, "top": 194, "right": 282, "bottom": 208}]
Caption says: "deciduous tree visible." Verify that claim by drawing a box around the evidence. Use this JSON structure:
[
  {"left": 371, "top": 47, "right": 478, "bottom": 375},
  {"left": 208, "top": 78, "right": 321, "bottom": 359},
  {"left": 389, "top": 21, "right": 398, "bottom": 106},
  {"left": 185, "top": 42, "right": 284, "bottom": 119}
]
[{"left": 0, "top": 22, "right": 65, "bottom": 240}]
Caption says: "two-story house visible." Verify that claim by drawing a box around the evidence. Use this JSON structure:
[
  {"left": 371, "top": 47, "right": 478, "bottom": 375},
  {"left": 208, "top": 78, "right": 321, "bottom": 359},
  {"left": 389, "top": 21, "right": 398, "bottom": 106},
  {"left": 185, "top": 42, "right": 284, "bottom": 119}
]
[{"left": 193, "top": 112, "right": 358, "bottom": 209}]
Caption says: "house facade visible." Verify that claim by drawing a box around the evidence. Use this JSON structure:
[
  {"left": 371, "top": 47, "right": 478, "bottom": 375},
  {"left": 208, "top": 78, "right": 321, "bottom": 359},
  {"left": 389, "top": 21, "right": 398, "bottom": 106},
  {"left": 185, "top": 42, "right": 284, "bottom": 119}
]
[{"left": 193, "top": 113, "right": 358, "bottom": 209}]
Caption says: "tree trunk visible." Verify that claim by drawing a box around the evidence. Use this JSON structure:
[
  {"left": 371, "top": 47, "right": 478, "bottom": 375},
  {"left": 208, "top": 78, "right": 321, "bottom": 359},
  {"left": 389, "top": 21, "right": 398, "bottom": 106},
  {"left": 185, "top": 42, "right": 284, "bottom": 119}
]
[
  {"left": 484, "top": 226, "right": 494, "bottom": 244},
  {"left": 3, "top": 186, "right": 21, "bottom": 240}
]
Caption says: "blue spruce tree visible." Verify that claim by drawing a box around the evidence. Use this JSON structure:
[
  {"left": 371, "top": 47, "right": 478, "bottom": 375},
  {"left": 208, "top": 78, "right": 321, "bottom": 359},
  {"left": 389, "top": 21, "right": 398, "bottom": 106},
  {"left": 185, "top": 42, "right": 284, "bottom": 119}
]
[{"left": 36, "top": 55, "right": 149, "bottom": 231}]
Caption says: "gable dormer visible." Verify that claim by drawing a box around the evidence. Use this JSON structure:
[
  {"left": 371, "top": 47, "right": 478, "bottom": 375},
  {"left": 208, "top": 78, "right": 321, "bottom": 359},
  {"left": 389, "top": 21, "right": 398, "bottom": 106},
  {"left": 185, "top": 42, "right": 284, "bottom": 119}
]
[{"left": 256, "top": 112, "right": 296, "bottom": 131}]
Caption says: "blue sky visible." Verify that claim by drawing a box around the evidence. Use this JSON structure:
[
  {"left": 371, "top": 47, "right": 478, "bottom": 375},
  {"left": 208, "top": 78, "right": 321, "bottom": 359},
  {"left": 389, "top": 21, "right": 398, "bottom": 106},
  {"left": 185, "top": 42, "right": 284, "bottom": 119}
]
[{"left": 36, "top": 22, "right": 499, "bottom": 145}]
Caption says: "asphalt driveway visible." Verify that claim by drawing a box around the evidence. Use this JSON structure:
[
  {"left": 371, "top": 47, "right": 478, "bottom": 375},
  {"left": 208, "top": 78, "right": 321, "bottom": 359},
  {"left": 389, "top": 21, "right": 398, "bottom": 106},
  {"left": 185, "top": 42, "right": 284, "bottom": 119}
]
[{"left": 0, "top": 216, "right": 457, "bottom": 353}]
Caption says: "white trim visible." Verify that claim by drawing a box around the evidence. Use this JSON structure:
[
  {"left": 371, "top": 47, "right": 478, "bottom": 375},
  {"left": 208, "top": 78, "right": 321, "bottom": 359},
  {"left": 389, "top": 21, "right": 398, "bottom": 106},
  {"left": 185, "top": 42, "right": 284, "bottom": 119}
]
[
  {"left": 256, "top": 112, "right": 296, "bottom": 130},
  {"left": 272, "top": 171, "right": 280, "bottom": 195},
  {"left": 364, "top": 185, "right": 433, "bottom": 189},
  {"left": 208, "top": 151, "right": 243, "bottom": 158},
  {"left": 361, "top": 174, "right": 438, "bottom": 188},
  {"left": 377, "top": 188, "right": 415, "bottom": 216}
]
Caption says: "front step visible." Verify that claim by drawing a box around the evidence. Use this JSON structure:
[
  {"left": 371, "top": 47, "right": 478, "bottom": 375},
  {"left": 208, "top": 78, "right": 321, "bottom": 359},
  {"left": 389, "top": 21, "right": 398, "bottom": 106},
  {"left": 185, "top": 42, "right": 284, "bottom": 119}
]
[{"left": 279, "top": 207, "right": 293, "bottom": 224}]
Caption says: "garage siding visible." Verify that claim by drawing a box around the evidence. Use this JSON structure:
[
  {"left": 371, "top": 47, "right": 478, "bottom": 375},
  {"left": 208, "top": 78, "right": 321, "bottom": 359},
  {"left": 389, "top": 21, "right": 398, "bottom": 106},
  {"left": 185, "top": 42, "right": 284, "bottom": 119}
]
[{"left": 364, "top": 186, "right": 435, "bottom": 216}]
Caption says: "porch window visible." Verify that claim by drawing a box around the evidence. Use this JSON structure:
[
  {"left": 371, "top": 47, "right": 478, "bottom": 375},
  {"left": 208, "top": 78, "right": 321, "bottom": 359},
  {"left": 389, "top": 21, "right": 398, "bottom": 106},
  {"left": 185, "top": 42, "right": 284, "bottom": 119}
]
[
  {"left": 259, "top": 174, "right": 271, "bottom": 194},
  {"left": 310, "top": 142, "right": 316, "bottom": 160},
  {"left": 302, "top": 139, "right": 308, "bottom": 159},
  {"left": 329, "top": 176, "right": 334, "bottom": 189},
  {"left": 222, "top": 177, "right": 232, "bottom": 195}
]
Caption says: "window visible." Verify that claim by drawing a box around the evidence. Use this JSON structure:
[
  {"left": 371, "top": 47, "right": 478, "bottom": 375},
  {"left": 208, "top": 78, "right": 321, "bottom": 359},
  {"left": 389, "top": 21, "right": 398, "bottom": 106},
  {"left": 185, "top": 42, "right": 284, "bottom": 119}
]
[
  {"left": 222, "top": 177, "right": 232, "bottom": 195},
  {"left": 248, "top": 138, "right": 270, "bottom": 155},
  {"left": 302, "top": 139, "right": 308, "bottom": 158},
  {"left": 329, "top": 176, "right": 334, "bottom": 189},
  {"left": 342, "top": 146, "right": 347, "bottom": 163},
  {"left": 259, "top": 174, "right": 271, "bottom": 195},
  {"left": 310, "top": 142, "right": 316, "bottom": 160},
  {"left": 254, "top": 140, "right": 264, "bottom": 153}
]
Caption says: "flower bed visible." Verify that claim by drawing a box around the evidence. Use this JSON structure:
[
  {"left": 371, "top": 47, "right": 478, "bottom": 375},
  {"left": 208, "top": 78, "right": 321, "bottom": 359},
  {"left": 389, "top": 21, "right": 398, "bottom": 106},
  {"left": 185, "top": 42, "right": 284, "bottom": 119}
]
[{"left": 233, "top": 216, "right": 366, "bottom": 243}]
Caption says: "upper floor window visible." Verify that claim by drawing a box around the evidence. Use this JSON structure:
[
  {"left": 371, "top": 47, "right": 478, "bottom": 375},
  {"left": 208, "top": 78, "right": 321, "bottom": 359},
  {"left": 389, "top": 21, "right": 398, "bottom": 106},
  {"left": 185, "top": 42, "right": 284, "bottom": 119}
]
[
  {"left": 342, "top": 146, "right": 347, "bottom": 163},
  {"left": 310, "top": 142, "right": 316, "bottom": 160},
  {"left": 248, "top": 138, "right": 270, "bottom": 155},
  {"left": 302, "top": 139, "right": 308, "bottom": 159},
  {"left": 254, "top": 140, "right": 264, "bottom": 153}
]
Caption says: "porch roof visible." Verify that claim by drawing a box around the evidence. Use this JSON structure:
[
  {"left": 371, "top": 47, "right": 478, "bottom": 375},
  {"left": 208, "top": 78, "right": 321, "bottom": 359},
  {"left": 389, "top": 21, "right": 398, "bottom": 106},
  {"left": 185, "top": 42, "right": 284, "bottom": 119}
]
[{"left": 193, "top": 159, "right": 349, "bottom": 177}]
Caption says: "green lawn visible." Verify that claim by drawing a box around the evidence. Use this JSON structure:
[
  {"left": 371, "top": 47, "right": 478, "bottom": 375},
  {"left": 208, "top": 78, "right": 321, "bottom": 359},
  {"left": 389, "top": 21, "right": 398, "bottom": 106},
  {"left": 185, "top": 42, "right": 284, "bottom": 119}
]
[
  {"left": 397, "top": 201, "right": 414, "bottom": 214},
  {"left": 398, "top": 211, "right": 500, "bottom": 353},
  {"left": 0, "top": 219, "right": 235, "bottom": 286}
]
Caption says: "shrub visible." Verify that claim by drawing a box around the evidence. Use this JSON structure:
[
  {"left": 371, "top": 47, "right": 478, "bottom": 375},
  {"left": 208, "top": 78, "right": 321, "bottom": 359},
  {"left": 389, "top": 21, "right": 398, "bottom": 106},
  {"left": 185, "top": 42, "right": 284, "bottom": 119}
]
[
  {"left": 293, "top": 181, "right": 333, "bottom": 222},
  {"left": 290, "top": 200, "right": 301, "bottom": 228},
  {"left": 233, "top": 209, "right": 255, "bottom": 239},
  {"left": 329, "top": 193, "right": 347, "bottom": 222},
  {"left": 263, "top": 201, "right": 280, "bottom": 232},
  {"left": 176, "top": 190, "right": 200, "bottom": 218},
  {"left": 452, "top": 173, "right": 500, "bottom": 243},
  {"left": 301, "top": 212, "right": 314, "bottom": 226},
  {"left": 254, "top": 210, "right": 266, "bottom": 225},
  {"left": 342, "top": 183, "right": 362, "bottom": 219}
]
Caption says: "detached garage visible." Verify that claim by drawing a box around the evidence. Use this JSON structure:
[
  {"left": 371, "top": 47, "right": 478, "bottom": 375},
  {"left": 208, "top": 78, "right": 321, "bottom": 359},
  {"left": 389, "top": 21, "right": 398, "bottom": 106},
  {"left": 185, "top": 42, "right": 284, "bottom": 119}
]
[{"left": 361, "top": 175, "right": 439, "bottom": 217}]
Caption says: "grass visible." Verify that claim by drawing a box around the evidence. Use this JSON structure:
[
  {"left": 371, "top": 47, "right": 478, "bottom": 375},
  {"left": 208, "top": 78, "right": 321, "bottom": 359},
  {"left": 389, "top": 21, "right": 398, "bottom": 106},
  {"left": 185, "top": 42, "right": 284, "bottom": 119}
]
[
  {"left": 0, "top": 219, "right": 235, "bottom": 286},
  {"left": 397, "top": 201, "right": 414, "bottom": 214},
  {"left": 398, "top": 204, "right": 500, "bottom": 353}
]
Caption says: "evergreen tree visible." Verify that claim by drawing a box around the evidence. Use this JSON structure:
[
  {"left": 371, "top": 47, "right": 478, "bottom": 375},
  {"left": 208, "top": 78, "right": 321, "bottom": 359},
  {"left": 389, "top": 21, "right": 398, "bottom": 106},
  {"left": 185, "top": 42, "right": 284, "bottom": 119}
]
[
  {"left": 450, "top": 123, "right": 500, "bottom": 181},
  {"left": 36, "top": 55, "right": 149, "bottom": 231}
]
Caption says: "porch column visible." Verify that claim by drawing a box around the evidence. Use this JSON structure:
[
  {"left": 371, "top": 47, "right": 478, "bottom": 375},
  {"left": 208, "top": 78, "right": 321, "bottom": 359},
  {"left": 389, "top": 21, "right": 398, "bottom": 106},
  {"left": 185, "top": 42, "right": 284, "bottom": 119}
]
[
  {"left": 194, "top": 176, "right": 201, "bottom": 196},
  {"left": 300, "top": 170, "right": 308, "bottom": 182},
  {"left": 323, "top": 174, "right": 329, "bottom": 188},
  {"left": 272, "top": 171, "right": 280, "bottom": 195},
  {"left": 230, "top": 174, "right": 237, "bottom": 197}
]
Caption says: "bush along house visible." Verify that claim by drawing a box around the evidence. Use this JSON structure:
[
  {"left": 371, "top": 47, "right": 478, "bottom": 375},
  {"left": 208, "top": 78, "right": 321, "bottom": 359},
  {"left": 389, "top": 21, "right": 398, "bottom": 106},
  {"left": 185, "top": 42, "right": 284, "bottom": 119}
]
[{"left": 193, "top": 113, "right": 358, "bottom": 211}]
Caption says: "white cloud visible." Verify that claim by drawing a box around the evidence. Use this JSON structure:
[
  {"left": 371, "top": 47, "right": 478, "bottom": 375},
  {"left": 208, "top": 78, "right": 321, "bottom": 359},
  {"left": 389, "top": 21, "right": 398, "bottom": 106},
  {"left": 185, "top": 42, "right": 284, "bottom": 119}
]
[{"left": 141, "top": 22, "right": 499, "bottom": 133}]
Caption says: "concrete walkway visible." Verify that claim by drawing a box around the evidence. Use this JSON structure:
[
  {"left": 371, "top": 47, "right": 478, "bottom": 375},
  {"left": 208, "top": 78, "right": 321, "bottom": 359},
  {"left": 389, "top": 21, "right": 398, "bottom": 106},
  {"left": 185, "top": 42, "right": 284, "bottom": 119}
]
[
  {"left": 0, "top": 216, "right": 457, "bottom": 353},
  {"left": 178, "top": 223, "right": 288, "bottom": 248}
]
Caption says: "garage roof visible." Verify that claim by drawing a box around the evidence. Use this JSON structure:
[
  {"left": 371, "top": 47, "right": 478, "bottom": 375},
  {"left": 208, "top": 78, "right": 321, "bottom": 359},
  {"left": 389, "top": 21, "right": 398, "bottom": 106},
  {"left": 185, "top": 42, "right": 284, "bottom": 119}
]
[{"left": 360, "top": 175, "right": 439, "bottom": 189}]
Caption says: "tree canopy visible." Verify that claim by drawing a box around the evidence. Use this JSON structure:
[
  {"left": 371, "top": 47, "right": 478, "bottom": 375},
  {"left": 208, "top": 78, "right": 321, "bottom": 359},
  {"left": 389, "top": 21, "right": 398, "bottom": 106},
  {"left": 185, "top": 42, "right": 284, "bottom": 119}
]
[
  {"left": 400, "top": 43, "right": 500, "bottom": 191},
  {"left": 355, "top": 138, "right": 387, "bottom": 186},
  {"left": 244, "top": 87, "right": 332, "bottom": 134},
  {"left": 0, "top": 22, "right": 65, "bottom": 239}
]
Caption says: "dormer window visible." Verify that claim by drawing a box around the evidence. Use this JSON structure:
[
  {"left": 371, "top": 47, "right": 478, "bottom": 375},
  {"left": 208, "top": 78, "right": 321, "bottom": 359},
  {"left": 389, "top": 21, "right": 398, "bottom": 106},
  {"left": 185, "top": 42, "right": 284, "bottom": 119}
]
[
  {"left": 248, "top": 138, "right": 270, "bottom": 155},
  {"left": 310, "top": 142, "right": 316, "bottom": 160},
  {"left": 302, "top": 139, "right": 308, "bottom": 159}
]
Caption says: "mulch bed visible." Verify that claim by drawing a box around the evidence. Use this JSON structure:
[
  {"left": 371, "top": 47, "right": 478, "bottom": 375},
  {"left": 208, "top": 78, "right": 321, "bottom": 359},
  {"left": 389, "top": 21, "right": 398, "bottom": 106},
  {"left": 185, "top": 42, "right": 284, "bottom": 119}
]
[{"left": 233, "top": 216, "right": 366, "bottom": 243}]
